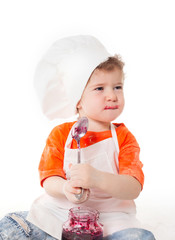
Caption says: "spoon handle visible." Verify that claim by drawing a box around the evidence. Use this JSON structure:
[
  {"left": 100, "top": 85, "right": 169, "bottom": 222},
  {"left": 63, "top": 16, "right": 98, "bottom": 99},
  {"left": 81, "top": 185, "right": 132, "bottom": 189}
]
[
  {"left": 74, "top": 147, "right": 84, "bottom": 199},
  {"left": 77, "top": 148, "right": 81, "bottom": 164}
]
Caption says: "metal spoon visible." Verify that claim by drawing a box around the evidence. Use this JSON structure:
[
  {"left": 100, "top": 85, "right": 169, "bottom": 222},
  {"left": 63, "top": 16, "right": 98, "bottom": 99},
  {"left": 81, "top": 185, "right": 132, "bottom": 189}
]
[{"left": 71, "top": 117, "right": 88, "bottom": 200}]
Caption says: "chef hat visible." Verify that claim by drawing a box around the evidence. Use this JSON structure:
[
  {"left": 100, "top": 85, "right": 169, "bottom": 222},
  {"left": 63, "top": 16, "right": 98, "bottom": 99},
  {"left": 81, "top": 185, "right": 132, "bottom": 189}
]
[{"left": 34, "top": 35, "right": 111, "bottom": 120}]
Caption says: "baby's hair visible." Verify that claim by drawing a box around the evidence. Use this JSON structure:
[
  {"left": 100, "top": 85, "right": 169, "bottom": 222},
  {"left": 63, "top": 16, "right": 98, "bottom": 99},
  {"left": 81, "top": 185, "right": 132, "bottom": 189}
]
[{"left": 96, "top": 54, "right": 125, "bottom": 72}]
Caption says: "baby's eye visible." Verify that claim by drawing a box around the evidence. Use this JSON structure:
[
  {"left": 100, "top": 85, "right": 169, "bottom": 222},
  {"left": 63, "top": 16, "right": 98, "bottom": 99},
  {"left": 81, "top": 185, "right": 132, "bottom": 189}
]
[
  {"left": 95, "top": 87, "right": 103, "bottom": 91},
  {"left": 115, "top": 85, "right": 123, "bottom": 90}
]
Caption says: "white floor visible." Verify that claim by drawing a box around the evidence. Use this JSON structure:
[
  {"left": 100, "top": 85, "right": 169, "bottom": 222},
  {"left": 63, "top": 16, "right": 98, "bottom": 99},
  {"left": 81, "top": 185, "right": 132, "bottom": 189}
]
[
  {"left": 138, "top": 206, "right": 175, "bottom": 240},
  {"left": 136, "top": 195, "right": 175, "bottom": 240}
]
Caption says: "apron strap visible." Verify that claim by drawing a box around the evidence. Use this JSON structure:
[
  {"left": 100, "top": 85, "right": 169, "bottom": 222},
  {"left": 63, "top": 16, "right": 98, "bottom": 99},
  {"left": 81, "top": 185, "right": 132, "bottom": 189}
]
[
  {"left": 111, "top": 123, "right": 119, "bottom": 172},
  {"left": 64, "top": 122, "right": 77, "bottom": 150}
]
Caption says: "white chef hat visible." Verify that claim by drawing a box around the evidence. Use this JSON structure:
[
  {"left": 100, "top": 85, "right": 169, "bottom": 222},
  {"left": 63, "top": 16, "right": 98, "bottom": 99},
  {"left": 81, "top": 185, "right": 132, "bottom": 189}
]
[{"left": 34, "top": 35, "right": 111, "bottom": 120}]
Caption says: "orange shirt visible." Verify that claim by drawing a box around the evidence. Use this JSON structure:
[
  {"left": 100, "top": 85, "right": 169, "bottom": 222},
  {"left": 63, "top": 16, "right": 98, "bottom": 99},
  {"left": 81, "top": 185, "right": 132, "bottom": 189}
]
[{"left": 39, "top": 122, "right": 144, "bottom": 189}]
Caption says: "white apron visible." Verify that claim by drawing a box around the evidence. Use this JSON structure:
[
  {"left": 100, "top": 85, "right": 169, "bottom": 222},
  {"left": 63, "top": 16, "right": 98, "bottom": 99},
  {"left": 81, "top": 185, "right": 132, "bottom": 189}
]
[{"left": 27, "top": 123, "right": 140, "bottom": 239}]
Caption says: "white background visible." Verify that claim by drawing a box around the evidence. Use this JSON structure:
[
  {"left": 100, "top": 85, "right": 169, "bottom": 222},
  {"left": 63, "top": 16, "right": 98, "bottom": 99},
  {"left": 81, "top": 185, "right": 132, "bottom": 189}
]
[{"left": 0, "top": 0, "right": 175, "bottom": 239}]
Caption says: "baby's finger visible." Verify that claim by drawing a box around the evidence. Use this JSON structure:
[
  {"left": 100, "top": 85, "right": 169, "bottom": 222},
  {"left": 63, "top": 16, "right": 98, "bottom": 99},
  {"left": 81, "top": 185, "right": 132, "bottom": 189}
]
[{"left": 64, "top": 181, "right": 81, "bottom": 194}]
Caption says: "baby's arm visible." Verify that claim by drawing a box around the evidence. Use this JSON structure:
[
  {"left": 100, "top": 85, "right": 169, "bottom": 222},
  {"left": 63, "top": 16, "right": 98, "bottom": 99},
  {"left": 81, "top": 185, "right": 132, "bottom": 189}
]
[
  {"left": 69, "top": 164, "right": 141, "bottom": 200},
  {"left": 43, "top": 176, "right": 88, "bottom": 203},
  {"left": 96, "top": 170, "right": 141, "bottom": 200}
]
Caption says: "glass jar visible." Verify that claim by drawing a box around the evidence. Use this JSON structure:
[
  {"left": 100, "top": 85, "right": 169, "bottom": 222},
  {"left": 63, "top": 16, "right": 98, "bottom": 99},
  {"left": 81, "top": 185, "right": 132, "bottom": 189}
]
[{"left": 61, "top": 206, "right": 103, "bottom": 240}]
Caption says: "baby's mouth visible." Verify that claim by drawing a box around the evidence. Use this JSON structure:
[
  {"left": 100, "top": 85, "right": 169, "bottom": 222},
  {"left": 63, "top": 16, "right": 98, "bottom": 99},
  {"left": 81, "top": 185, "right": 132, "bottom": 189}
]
[{"left": 104, "top": 105, "right": 119, "bottom": 110}]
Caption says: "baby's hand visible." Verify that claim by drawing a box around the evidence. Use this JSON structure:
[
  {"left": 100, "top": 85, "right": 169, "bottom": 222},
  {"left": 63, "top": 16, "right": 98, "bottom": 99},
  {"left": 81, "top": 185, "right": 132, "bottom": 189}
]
[
  {"left": 69, "top": 163, "right": 100, "bottom": 189},
  {"left": 63, "top": 180, "right": 89, "bottom": 204}
]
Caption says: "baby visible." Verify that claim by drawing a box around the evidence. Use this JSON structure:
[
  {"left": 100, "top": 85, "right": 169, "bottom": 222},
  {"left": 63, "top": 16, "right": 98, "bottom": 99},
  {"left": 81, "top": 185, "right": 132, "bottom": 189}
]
[{"left": 0, "top": 35, "right": 156, "bottom": 240}]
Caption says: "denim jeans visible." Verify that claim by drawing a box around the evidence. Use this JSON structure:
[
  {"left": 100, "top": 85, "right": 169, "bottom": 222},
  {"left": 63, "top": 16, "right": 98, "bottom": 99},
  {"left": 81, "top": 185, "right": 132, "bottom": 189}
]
[{"left": 0, "top": 211, "right": 156, "bottom": 240}]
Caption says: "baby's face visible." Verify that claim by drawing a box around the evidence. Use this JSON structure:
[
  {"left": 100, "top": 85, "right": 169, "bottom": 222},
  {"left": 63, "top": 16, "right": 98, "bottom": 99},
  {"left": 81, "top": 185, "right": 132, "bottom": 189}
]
[{"left": 77, "top": 68, "right": 124, "bottom": 130}]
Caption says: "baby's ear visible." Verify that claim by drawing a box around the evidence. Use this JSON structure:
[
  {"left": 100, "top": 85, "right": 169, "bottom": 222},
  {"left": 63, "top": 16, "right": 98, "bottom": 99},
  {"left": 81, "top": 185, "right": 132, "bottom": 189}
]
[{"left": 76, "top": 100, "right": 81, "bottom": 110}]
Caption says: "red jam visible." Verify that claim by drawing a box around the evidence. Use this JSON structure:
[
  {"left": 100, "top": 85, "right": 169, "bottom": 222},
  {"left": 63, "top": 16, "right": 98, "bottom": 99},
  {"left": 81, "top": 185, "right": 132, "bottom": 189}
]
[{"left": 61, "top": 229, "right": 103, "bottom": 240}]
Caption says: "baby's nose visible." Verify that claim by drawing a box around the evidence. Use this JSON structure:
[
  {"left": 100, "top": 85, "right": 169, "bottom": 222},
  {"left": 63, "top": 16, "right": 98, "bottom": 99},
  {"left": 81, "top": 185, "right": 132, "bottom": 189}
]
[{"left": 106, "top": 90, "right": 117, "bottom": 101}]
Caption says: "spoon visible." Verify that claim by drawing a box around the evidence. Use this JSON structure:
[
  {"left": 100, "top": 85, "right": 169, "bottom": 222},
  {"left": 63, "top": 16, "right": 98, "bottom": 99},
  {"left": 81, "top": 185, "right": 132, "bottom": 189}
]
[{"left": 71, "top": 117, "right": 88, "bottom": 200}]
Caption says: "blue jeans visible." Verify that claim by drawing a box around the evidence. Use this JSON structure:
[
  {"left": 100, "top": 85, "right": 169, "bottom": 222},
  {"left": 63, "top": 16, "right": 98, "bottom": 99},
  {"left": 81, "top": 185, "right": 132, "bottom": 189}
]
[{"left": 0, "top": 211, "right": 156, "bottom": 240}]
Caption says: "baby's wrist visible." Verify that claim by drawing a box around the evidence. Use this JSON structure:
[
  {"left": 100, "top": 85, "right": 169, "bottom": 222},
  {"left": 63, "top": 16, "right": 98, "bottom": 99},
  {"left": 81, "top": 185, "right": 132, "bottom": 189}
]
[{"left": 95, "top": 170, "right": 105, "bottom": 189}]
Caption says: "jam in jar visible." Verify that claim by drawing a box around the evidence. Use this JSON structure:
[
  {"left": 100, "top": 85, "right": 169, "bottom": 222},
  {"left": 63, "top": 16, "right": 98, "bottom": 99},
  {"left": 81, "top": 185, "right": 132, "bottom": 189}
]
[{"left": 61, "top": 206, "right": 103, "bottom": 240}]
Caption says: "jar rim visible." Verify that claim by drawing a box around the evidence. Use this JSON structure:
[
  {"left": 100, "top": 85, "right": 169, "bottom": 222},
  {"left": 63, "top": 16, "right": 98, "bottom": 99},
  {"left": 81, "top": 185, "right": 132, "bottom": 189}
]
[{"left": 69, "top": 206, "right": 99, "bottom": 220}]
